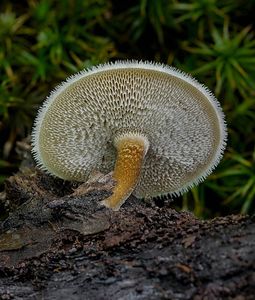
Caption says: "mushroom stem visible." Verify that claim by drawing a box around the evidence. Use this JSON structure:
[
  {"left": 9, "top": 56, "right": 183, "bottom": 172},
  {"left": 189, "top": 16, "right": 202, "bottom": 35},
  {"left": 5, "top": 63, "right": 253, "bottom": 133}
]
[{"left": 102, "top": 133, "right": 149, "bottom": 211}]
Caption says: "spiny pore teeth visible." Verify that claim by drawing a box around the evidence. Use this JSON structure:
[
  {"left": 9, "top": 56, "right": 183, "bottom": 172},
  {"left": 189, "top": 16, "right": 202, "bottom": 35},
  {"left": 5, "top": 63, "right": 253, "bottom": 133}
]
[{"left": 31, "top": 60, "right": 227, "bottom": 210}]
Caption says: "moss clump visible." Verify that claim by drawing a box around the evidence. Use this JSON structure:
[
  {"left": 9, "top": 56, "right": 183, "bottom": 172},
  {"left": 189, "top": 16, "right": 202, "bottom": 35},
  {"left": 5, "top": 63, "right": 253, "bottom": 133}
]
[{"left": 0, "top": 0, "right": 254, "bottom": 217}]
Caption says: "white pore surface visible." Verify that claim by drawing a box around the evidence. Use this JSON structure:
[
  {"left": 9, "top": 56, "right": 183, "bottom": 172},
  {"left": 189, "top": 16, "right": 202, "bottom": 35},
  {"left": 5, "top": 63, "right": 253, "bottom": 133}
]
[{"left": 31, "top": 61, "right": 227, "bottom": 198}]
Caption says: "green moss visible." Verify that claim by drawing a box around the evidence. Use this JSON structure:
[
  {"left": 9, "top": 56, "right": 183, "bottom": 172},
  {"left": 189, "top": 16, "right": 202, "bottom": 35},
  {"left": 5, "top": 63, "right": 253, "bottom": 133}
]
[{"left": 0, "top": 0, "right": 254, "bottom": 217}]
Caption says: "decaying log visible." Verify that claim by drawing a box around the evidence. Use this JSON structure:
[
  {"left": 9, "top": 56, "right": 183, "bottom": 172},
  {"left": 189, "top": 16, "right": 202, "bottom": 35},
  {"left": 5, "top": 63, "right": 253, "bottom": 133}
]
[{"left": 0, "top": 168, "right": 254, "bottom": 300}]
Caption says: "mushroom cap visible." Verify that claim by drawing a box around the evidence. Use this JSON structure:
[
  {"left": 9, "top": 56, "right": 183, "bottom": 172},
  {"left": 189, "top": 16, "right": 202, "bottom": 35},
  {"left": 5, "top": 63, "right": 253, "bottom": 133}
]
[{"left": 32, "top": 61, "right": 227, "bottom": 198}]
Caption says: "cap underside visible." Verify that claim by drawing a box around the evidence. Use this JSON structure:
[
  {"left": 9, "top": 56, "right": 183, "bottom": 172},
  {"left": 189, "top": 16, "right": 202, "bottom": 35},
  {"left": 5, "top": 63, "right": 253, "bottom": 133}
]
[{"left": 32, "top": 61, "right": 227, "bottom": 198}]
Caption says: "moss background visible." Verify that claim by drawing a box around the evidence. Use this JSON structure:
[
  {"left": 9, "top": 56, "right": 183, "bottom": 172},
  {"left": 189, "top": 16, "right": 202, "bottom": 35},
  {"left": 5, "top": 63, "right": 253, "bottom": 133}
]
[{"left": 0, "top": 0, "right": 255, "bottom": 218}]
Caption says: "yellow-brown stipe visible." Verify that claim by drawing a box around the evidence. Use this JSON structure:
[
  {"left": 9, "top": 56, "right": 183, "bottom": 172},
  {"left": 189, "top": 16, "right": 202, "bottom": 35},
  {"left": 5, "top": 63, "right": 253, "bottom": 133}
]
[{"left": 102, "top": 135, "right": 149, "bottom": 210}]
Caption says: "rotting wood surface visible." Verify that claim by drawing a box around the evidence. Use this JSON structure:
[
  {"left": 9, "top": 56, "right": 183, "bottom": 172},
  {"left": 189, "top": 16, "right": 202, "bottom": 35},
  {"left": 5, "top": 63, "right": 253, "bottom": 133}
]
[{"left": 0, "top": 168, "right": 254, "bottom": 300}]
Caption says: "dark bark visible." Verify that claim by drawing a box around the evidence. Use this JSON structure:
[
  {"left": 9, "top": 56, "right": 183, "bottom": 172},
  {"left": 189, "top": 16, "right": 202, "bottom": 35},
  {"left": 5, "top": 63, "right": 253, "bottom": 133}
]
[{"left": 0, "top": 168, "right": 254, "bottom": 300}]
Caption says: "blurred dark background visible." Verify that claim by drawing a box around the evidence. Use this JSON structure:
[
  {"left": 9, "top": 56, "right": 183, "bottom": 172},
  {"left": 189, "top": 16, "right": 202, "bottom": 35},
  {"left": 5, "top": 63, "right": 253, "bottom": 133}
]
[{"left": 0, "top": 0, "right": 255, "bottom": 218}]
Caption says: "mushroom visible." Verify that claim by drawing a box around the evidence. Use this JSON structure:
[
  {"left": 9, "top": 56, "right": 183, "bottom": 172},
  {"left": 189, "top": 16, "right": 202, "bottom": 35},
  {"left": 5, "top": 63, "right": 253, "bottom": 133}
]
[{"left": 31, "top": 61, "right": 227, "bottom": 211}]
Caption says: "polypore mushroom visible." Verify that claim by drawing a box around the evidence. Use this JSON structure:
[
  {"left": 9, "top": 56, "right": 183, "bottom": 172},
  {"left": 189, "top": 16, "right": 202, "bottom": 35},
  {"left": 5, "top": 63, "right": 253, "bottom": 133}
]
[{"left": 31, "top": 61, "right": 227, "bottom": 210}]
